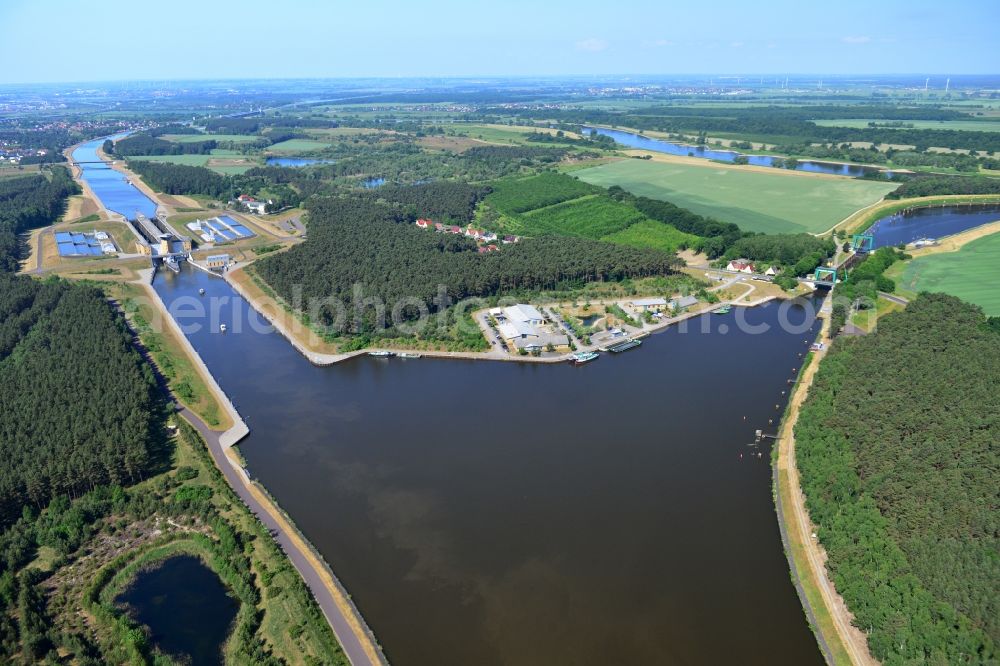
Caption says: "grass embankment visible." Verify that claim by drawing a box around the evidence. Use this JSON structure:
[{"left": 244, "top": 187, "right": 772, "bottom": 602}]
[
  {"left": 112, "top": 281, "right": 231, "bottom": 429},
  {"left": 887, "top": 230, "right": 1000, "bottom": 315},
  {"left": 575, "top": 158, "right": 898, "bottom": 234},
  {"left": 774, "top": 343, "right": 857, "bottom": 666},
  {"left": 839, "top": 194, "right": 1000, "bottom": 235}
]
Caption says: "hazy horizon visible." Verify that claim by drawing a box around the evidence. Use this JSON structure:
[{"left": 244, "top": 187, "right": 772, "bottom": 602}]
[{"left": 2, "top": 0, "right": 997, "bottom": 84}]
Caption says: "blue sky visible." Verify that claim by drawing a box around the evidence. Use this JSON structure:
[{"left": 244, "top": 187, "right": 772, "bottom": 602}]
[{"left": 1, "top": 0, "right": 997, "bottom": 83}]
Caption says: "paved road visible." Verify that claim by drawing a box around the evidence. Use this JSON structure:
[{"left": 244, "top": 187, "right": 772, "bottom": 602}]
[{"left": 878, "top": 290, "right": 909, "bottom": 306}]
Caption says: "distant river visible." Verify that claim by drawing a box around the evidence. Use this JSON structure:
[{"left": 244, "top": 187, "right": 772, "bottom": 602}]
[
  {"left": 152, "top": 266, "right": 825, "bottom": 666},
  {"left": 585, "top": 127, "right": 890, "bottom": 177}
]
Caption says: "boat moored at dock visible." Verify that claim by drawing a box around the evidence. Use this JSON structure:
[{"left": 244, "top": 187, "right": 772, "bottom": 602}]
[
  {"left": 602, "top": 338, "right": 642, "bottom": 353},
  {"left": 570, "top": 351, "right": 600, "bottom": 364},
  {"left": 368, "top": 350, "right": 394, "bottom": 358}
]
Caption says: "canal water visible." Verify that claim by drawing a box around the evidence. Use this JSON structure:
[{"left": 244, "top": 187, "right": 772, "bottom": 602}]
[
  {"left": 115, "top": 555, "right": 237, "bottom": 665},
  {"left": 153, "top": 266, "right": 825, "bottom": 666},
  {"left": 868, "top": 203, "right": 1000, "bottom": 248},
  {"left": 71, "top": 137, "right": 158, "bottom": 220},
  {"left": 585, "top": 127, "right": 890, "bottom": 177}
]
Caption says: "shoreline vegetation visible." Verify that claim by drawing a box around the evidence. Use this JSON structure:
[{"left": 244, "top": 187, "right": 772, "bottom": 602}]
[
  {"left": 773, "top": 311, "right": 877, "bottom": 665},
  {"left": 796, "top": 295, "right": 998, "bottom": 663},
  {"left": 225, "top": 261, "right": 788, "bottom": 366}
]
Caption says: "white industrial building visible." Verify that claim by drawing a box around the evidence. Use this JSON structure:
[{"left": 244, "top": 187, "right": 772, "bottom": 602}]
[{"left": 502, "top": 304, "right": 545, "bottom": 326}]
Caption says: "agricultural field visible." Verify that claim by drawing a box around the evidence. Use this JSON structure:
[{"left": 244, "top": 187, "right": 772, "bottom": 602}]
[
  {"left": 128, "top": 154, "right": 211, "bottom": 166},
  {"left": 266, "top": 138, "right": 332, "bottom": 153},
  {"left": 127, "top": 153, "right": 257, "bottom": 175},
  {"left": 164, "top": 133, "right": 260, "bottom": 143},
  {"left": 811, "top": 118, "right": 1000, "bottom": 132},
  {"left": 513, "top": 195, "right": 647, "bottom": 239},
  {"left": 575, "top": 159, "right": 898, "bottom": 234},
  {"left": 486, "top": 172, "right": 599, "bottom": 214},
  {"left": 600, "top": 219, "right": 700, "bottom": 253},
  {"left": 892, "top": 232, "right": 1000, "bottom": 315},
  {"left": 449, "top": 123, "right": 582, "bottom": 146}
]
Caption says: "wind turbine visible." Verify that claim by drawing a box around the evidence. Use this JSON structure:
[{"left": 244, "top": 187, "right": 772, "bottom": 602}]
[{"left": 924, "top": 77, "right": 930, "bottom": 92}]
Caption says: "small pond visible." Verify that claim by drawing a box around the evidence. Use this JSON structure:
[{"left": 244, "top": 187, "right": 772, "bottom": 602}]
[
  {"left": 115, "top": 555, "right": 237, "bottom": 665},
  {"left": 265, "top": 157, "right": 333, "bottom": 167}
]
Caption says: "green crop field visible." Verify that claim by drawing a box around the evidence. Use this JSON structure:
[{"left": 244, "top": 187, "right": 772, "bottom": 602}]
[
  {"left": 267, "top": 139, "right": 332, "bottom": 153},
  {"left": 575, "top": 159, "right": 897, "bottom": 234},
  {"left": 811, "top": 119, "right": 1000, "bottom": 132},
  {"left": 129, "top": 154, "right": 210, "bottom": 166},
  {"left": 487, "top": 172, "right": 599, "bottom": 214},
  {"left": 510, "top": 195, "right": 647, "bottom": 239},
  {"left": 895, "top": 232, "right": 1000, "bottom": 315},
  {"left": 600, "top": 219, "right": 700, "bottom": 253},
  {"left": 164, "top": 133, "right": 259, "bottom": 143}
]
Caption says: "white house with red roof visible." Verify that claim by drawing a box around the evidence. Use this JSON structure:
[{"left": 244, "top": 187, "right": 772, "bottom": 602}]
[
  {"left": 415, "top": 219, "right": 432, "bottom": 229},
  {"left": 726, "top": 259, "right": 757, "bottom": 274}
]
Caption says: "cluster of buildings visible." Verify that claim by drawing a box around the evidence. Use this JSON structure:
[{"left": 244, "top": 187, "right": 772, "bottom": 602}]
[
  {"left": 725, "top": 259, "right": 779, "bottom": 276},
  {"left": 414, "top": 219, "right": 520, "bottom": 249},
  {"left": 489, "top": 304, "right": 565, "bottom": 353},
  {"left": 0, "top": 147, "right": 49, "bottom": 164},
  {"left": 235, "top": 194, "right": 269, "bottom": 214}
]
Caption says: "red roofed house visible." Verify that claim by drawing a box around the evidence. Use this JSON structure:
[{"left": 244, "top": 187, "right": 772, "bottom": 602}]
[
  {"left": 727, "top": 259, "right": 756, "bottom": 274},
  {"left": 237, "top": 194, "right": 256, "bottom": 203},
  {"left": 416, "top": 219, "right": 432, "bottom": 229},
  {"left": 449, "top": 225, "right": 462, "bottom": 234},
  {"left": 434, "top": 222, "right": 445, "bottom": 231}
]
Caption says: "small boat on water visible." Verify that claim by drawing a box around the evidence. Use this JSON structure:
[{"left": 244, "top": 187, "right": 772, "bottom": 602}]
[
  {"left": 368, "top": 350, "right": 393, "bottom": 358},
  {"left": 164, "top": 256, "right": 180, "bottom": 273},
  {"left": 219, "top": 324, "right": 227, "bottom": 333},
  {"left": 397, "top": 352, "right": 422, "bottom": 359},
  {"left": 570, "top": 351, "right": 599, "bottom": 365},
  {"left": 713, "top": 305, "right": 731, "bottom": 314},
  {"left": 199, "top": 288, "right": 205, "bottom": 295}
]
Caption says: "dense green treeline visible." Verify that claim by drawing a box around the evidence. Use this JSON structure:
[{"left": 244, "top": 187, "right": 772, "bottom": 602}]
[
  {"left": 127, "top": 160, "right": 231, "bottom": 197},
  {"left": 111, "top": 134, "right": 217, "bottom": 156},
  {"left": 255, "top": 197, "right": 680, "bottom": 334},
  {"left": 796, "top": 294, "right": 998, "bottom": 664},
  {"left": 359, "top": 181, "right": 491, "bottom": 222},
  {"left": 886, "top": 175, "right": 1000, "bottom": 199},
  {"left": 0, "top": 277, "right": 159, "bottom": 527},
  {"left": 0, "top": 167, "right": 78, "bottom": 271}
]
